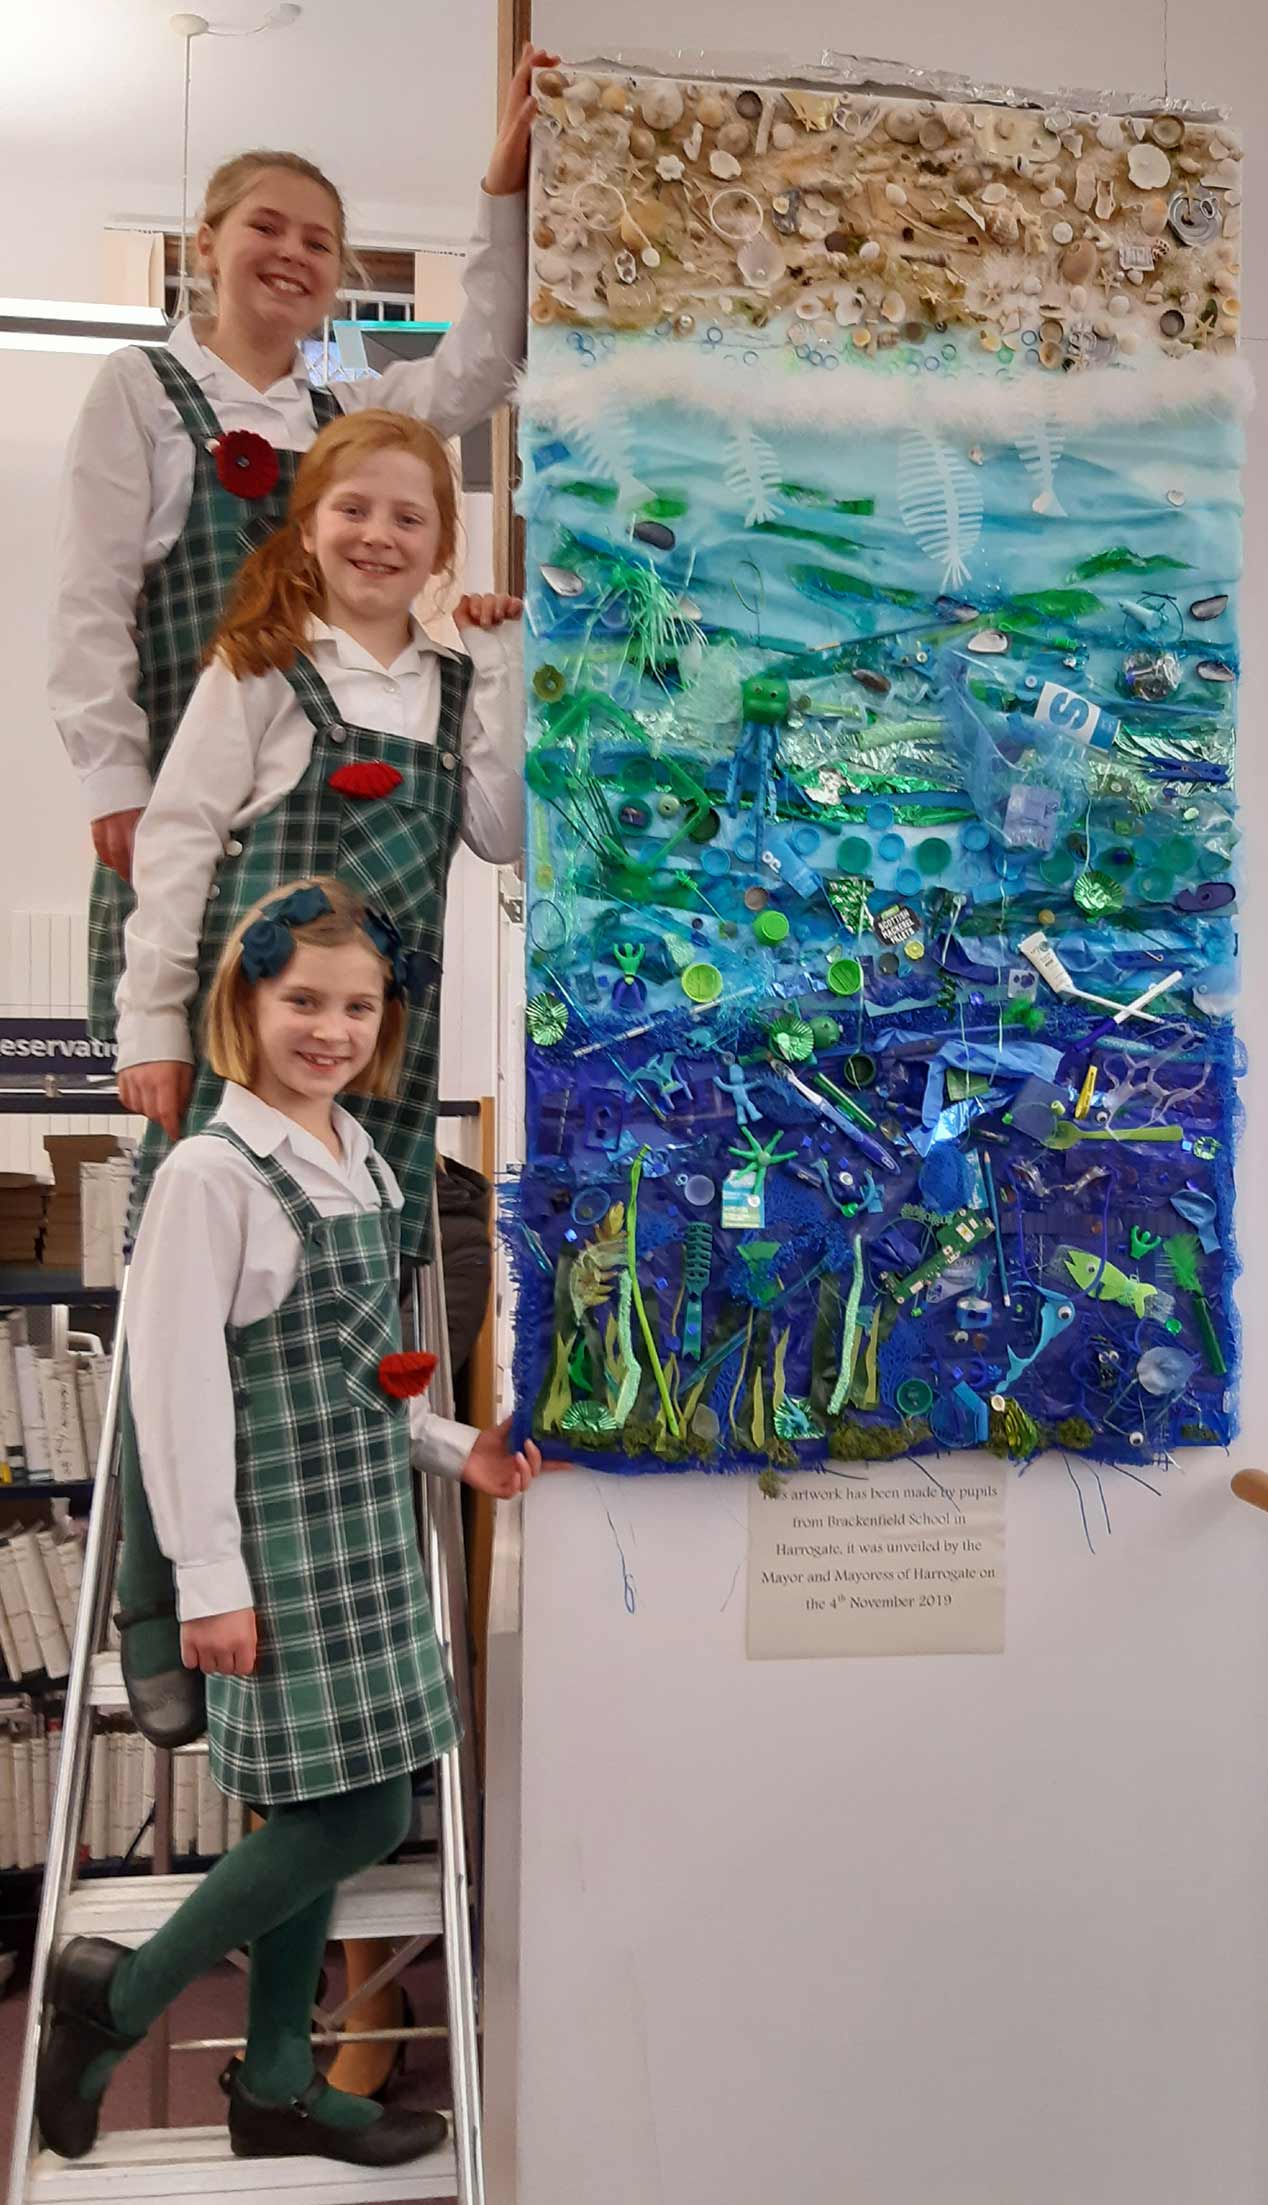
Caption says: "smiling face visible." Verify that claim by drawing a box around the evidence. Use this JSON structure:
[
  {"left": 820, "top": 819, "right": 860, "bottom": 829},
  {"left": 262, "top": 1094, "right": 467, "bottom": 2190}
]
[
  {"left": 252, "top": 939, "right": 387, "bottom": 1113},
  {"left": 303, "top": 448, "right": 445, "bottom": 635},
  {"left": 198, "top": 166, "right": 343, "bottom": 341}
]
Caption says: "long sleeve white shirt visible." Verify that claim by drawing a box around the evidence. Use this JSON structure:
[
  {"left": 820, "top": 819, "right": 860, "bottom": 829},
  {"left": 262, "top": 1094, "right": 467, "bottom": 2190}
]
[
  {"left": 48, "top": 188, "right": 527, "bottom": 821},
  {"left": 128, "top": 1081, "right": 478, "bottom": 1622},
  {"left": 115, "top": 612, "right": 523, "bottom": 1072}
]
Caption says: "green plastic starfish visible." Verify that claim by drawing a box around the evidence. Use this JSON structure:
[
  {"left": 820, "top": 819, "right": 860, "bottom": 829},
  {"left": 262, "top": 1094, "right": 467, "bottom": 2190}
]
[{"left": 727, "top": 1125, "right": 797, "bottom": 1194}]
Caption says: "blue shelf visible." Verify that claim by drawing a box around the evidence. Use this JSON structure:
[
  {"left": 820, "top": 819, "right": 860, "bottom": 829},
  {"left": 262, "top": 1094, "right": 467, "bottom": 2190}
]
[{"left": 0, "top": 1269, "right": 118, "bottom": 1306}]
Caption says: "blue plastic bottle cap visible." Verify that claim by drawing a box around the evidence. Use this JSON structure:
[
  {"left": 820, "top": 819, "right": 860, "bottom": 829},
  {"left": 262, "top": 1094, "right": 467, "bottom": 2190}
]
[
  {"left": 789, "top": 825, "right": 820, "bottom": 856},
  {"left": 895, "top": 867, "right": 923, "bottom": 897},
  {"left": 878, "top": 831, "right": 905, "bottom": 862},
  {"left": 699, "top": 846, "right": 731, "bottom": 877},
  {"left": 867, "top": 801, "right": 895, "bottom": 830},
  {"left": 684, "top": 1174, "right": 716, "bottom": 1206},
  {"left": 962, "top": 822, "right": 990, "bottom": 852}
]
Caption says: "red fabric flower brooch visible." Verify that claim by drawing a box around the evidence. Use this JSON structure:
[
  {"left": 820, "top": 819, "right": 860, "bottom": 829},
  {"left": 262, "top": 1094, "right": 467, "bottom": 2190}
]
[
  {"left": 211, "top": 430, "right": 280, "bottom": 500},
  {"left": 378, "top": 1351, "right": 437, "bottom": 1400},
  {"left": 328, "top": 761, "right": 404, "bottom": 799}
]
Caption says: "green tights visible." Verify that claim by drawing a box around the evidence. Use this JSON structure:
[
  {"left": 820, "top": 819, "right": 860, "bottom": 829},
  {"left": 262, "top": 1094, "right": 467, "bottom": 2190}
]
[{"left": 82, "top": 1772, "right": 413, "bottom": 2128}]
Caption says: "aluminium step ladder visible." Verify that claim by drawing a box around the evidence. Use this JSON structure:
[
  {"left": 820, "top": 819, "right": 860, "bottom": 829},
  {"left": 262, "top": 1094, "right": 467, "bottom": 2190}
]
[{"left": 7, "top": 1192, "right": 485, "bottom": 2205}]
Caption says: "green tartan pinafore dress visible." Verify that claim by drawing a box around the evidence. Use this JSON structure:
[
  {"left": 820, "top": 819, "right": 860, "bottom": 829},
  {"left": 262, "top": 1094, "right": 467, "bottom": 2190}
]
[
  {"left": 86, "top": 352, "right": 340, "bottom": 1039},
  {"left": 129, "top": 649, "right": 472, "bottom": 1264},
  {"left": 200, "top": 1124, "right": 459, "bottom": 1803}
]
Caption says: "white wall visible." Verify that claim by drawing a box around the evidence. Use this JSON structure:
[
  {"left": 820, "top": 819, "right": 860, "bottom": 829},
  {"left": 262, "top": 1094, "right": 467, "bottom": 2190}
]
[{"left": 500, "top": 5, "right": 1268, "bottom": 2202}]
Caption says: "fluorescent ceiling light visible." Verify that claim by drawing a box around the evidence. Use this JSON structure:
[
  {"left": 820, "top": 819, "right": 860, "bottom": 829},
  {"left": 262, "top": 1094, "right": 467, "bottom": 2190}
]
[{"left": 0, "top": 301, "right": 168, "bottom": 355}]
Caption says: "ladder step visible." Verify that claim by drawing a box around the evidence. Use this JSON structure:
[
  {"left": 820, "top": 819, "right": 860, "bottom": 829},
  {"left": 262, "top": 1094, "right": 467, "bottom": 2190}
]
[
  {"left": 27, "top": 2128, "right": 457, "bottom": 2201},
  {"left": 59, "top": 1859, "right": 441, "bottom": 1948}
]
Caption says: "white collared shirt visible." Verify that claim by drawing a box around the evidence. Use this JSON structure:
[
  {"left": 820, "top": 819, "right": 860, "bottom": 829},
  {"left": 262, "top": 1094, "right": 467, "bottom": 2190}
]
[
  {"left": 115, "top": 611, "right": 523, "bottom": 1071},
  {"left": 48, "top": 188, "right": 527, "bottom": 820},
  {"left": 128, "top": 1082, "right": 478, "bottom": 1622}
]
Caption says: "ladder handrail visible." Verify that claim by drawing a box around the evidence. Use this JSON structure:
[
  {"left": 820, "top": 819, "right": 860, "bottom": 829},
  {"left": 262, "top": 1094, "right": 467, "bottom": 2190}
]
[{"left": 7, "top": 1272, "right": 131, "bottom": 2205}]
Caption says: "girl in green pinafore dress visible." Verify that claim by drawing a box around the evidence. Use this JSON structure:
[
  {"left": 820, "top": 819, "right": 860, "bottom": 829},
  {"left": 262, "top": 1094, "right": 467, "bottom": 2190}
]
[
  {"left": 37, "top": 879, "right": 557, "bottom": 2170},
  {"left": 106, "top": 404, "right": 526, "bottom": 1761}
]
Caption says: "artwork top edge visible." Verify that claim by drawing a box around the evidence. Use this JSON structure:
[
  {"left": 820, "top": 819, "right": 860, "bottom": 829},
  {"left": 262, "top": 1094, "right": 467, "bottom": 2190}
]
[{"left": 529, "top": 65, "right": 1241, "bottom": 369}]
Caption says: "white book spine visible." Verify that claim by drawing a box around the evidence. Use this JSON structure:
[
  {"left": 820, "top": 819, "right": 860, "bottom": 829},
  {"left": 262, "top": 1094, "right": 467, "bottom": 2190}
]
[
  {"left": 11, "top": 1531, "right": 69, "bottom": 1679},
  {"left": 0, "top": 1566, "right": 21, "bottom": 1683},
  {"left": 47, "top": 1726, "right": 62, "bottom": 1850},
  {"left": 0, "top": 1540, "right": 42, "bottom": 1677},
  {"left": 14, "top": 1343, "right": 50, "bottom": 1476},
  {"left": 80, "top": 1165, "right": 115, "bottom": 1290},
  {"left": 173, "top": 1750, "right": 199, "bottom": 1855},
  {"left": 196, "top": 1757, "right": 228, "bottom": 1858},
  {"left": 45, "top": 1360, "right": 89, "bottom": 1482},
  {"left": 76, "top": 1360, "right": 104, "bottom": 1471},
  {"left": 36, "top": 1531, "right": 71, "bottom": 1639},
  {"left": 57, "top": 1532, "right": 85, "bottom": 1619},
  {"left": 0, "top": 1735, "right": 15, "bottom": 1868},
  {"left": 137, "top": 1739, "right": 155, "bottom": 1860},
  {"left": 107, "top": 1732, "right": 128, "bottom": 1858},
  {"left": 224, "top": 1794, "right": 247, "bottom": 1850},
  {"left": 120, "top": 1732, "right": 145, "bottom": 1861},
  {"left": 0, "top": 1317, "right": 26, "bottom": 1469},
  {"left": 31, "top": 1725, "right": 49, "bottom": 1863},
  {"left": 88, "top": 1733, "right": 110, "bottom": 1861},
  {"left": 13, "top": 1736, "right": 34, "bottom": 1869},
  {"left": 38, "top": 1530, "right": 77, "bottom": 1641}
]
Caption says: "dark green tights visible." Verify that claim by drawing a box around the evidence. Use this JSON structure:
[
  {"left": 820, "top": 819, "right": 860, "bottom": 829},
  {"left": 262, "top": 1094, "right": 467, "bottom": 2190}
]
[{"left": 81, "top": 1772, "right": 413, "bottom": 2130}]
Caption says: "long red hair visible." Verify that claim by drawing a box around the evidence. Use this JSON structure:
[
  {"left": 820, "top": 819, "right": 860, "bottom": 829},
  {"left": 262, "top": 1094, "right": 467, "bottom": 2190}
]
[{"left": 210, "top": 409, "right": 459, "bottom": 679}]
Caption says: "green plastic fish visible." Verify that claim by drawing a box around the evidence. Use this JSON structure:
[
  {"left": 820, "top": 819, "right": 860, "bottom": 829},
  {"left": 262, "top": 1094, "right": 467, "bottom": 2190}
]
[{"left": 1061, "top": 1247, "right": 1160, "bottom": 1319}]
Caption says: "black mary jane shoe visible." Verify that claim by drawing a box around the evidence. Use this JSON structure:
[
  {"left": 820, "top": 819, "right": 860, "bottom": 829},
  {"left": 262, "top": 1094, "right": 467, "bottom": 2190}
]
[
  {"left": 117, "top": 1604, "right": 206, "bottom": 1749},
  {"left": 37, "top": 1937, "right": 141, "bottom": 2161},
  {"left": 222, "top": 2061, "right": 449, "bottom": 2166}
]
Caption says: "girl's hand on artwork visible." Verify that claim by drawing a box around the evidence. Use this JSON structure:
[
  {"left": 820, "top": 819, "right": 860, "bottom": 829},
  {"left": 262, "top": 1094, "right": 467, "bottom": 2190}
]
[
  {"left": 180, "top": 1608, "right": 258, "bottom": 1676},
  {"left": 118, "top": 1060, "right": 194, "bottom": 1141},
  {"left": 461, "top": 1415, "right": 573, "bottom": 1498},
  {"left": 483, "top": 43, "right": 560, "bottom": 196},
  {"left": 92, "top": 809, "right": 145, "bottom": 883},
  {"left": 454, "top": 592, "right": 523, "bottom": 632}
]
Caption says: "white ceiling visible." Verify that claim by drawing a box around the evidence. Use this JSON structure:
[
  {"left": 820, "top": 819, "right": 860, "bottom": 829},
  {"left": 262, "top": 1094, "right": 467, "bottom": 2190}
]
[{"left": 3, "top": 0, "right": 497, "bottom": 242}]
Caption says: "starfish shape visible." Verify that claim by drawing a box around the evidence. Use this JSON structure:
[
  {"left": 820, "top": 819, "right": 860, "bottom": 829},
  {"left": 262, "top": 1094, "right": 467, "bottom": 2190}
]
[{"left": 727, "top": 1124, "right": 797, "bottom": 1192}]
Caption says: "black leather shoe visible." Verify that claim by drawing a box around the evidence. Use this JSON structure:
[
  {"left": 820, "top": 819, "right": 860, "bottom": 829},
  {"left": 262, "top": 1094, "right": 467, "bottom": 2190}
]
[
  {"left": 37, "top": 1937, "right": 140, "bottom": 2160},
  {"left": 226, "top": 2066, "right": 449, "bottom": 2165},
  {"left": 117, "top": 1606, "right": 206, "bottom": 1749}
]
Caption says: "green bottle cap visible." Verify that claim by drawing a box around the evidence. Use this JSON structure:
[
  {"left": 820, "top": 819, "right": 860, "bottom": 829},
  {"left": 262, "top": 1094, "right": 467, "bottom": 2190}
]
[
  {"left": 754, "top": 910, "right": 790, "bottom": 945},
  {"left": 838, "top": 835, "right": 873, "bottom": 875},
  {"left": 827, "top": 956, "right": 863, "bottom": 997},
  {"left": 681, "top": 961, "right": 723, "bottom": 1003},
  {"left": 916, "top": 837, "right": 951, "bottom": 876}
]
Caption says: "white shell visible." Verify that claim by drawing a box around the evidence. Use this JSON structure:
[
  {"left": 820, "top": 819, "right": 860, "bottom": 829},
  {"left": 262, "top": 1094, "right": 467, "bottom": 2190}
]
[
  {"left": 640, "top": 83, "right": 684, "bottom": 130},
  {"left": 1128, "top": 143, "right": 1172, "bottom": 189},
  {"left": 980, "top": 181, "right": 1010, "bottom": 204},
  {"left": 1096, "top": 115, "right": 1126, "bottom": 150},
  {"left": 736, "top": 234, "right": 786, "bottom": 290},
  {"left": 1052, "top": 220, "right": 1074, "bottom": 245},
  {"left": 709, "top": 149, "right": 742, "bottom": 180},
  {"left": 967, "top": 629, "right": 1009, "bottom": 654},
  {"left": 771, "top": 122, "right": 796, "bottom": 150},
  {"left": 858, "top": 239, "right": 882, "bottom": 263},
  {"left": 880, "top": 289, "right": 906, "bottom": 322}
]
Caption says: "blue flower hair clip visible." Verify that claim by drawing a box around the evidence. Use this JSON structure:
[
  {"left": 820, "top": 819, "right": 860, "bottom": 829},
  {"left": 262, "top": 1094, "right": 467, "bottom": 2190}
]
[
  {"left": 239, "top": 885, "right": 333, "bottom": 984},
  {"left": 363, "top": 906, "right": 420, "bottom": 1003}
]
